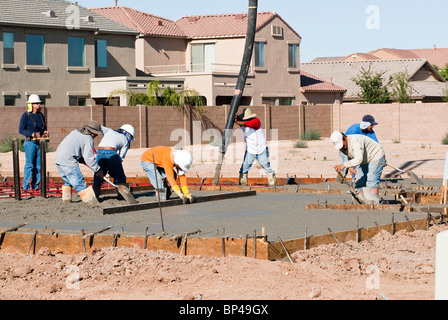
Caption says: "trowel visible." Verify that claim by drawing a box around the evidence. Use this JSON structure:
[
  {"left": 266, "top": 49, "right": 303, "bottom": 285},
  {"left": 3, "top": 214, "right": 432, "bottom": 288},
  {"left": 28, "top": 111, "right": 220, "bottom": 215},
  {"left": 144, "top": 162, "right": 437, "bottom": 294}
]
[
  {"left": 336, "top": 171, "right": 363, "bottom": 204},
  {"left": 103, "top": 177, "right": 138, "bottom": 204}
]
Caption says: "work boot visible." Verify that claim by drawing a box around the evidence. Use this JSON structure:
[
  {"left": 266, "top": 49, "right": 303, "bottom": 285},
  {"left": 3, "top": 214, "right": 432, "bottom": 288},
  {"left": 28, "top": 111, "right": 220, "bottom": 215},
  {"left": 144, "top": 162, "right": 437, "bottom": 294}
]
[
  {"left": 355, "top": 188, "right": 366, "bottom": 204},
  {"left": 156, "top": 188, "right": 170, "bottom": 201},
  {"left": 239, "top": 173, "right": 248, "bottom": 186},
  {"left": 364, "top": 187, "right": 380, "bottom": 205},
  {"left": 78, "top": 186, "right": 100, "bottom": 205},
  {"left": 267, "top": 173, "right": 277, "bottom": 187},
  {"left": 62, "top": 186, "right": 72, "bottom": 203}
]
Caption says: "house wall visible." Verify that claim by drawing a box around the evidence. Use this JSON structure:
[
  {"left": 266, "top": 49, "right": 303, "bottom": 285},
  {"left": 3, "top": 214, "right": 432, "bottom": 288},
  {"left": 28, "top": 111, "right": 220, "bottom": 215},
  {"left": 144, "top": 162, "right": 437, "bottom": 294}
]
[
  {"left": 0, "top": 25, "right": 135, "bottom": 107},
  {"left": 4, "top": 103, "right": 446, "bottom": 154}
]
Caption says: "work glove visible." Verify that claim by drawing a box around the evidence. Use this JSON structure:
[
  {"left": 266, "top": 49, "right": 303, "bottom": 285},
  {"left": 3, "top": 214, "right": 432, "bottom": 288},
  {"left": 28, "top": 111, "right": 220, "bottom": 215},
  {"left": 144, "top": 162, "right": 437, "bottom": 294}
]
[
  {"left": 173, "top": 185, "right": 188, "bottom": 205},
  {"left": 182, "top": 186, "right": 194, "bottom": 204},
  {"left": 94, "top": 169, "right": 105, "bottom": 182}
]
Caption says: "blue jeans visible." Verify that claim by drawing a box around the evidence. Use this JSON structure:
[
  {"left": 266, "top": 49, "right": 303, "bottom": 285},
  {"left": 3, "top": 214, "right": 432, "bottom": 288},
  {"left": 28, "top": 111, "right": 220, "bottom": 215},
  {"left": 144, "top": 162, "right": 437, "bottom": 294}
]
[
  {"left": 355, "top": 156, "right": 386, "bottom": 190},
  {"left": 23, "top": 140, "right": 41, "bottom": 190},
  {"left": 93, "top": 149, "right": 126, "bottom": 188},
  {"left": 56, "top": 164, "right": 87, "bottom": 193},
  {"left": 141, "top": 161, "right": 174, "bottom": 189},
  {"left": 239, "top": 147, "right": 275, "bottom": 175}
]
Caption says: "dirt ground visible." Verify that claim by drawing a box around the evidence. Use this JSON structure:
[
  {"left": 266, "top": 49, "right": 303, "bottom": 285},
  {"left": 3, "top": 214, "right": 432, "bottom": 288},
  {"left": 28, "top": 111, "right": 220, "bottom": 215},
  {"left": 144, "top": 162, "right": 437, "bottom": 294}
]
[{"left": 0, "top": 138, "right": 447, "bottom": 301}]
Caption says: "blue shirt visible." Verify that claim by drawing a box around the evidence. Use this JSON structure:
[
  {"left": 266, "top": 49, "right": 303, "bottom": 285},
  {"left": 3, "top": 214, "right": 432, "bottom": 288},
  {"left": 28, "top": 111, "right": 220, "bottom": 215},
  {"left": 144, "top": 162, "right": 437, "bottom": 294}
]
[
  {"left": 345, "top": 123, "right": 378, "bottom": 143},
  {"left": 19, "top": 112, "right": 46, "bottom": 137}
]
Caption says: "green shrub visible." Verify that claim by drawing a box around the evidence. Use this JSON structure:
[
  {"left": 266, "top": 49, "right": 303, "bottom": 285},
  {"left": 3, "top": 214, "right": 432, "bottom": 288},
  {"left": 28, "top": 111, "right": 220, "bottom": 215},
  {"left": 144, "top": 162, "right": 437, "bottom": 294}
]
[
  {"left": 442, "top": 133, "right": 448, "bottom": 145},
  {"left": 0, "top": 136, "right": 24, "bottom": 153},
  {"left": 301, "top": 129, "right": 321, "bottom": 141},
  {"left": 293, "top": 140, "right": 308, "bottom": 148}
]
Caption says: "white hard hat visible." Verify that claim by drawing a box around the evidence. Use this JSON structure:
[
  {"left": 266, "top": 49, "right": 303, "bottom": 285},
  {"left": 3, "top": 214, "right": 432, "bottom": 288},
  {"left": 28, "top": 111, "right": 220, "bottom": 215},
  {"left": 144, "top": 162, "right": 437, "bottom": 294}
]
[
  {"left": 120, "top": 124, "right": 135, "bottom": 140},
  {"left": 27, "top": 94, "right": 41, "bottom": 104},
  {"left": 174, "top": 150, "right": 193, "bottom": 172},
  {"left": 330, "top": 131, "right": 344, "bottom": 150}
]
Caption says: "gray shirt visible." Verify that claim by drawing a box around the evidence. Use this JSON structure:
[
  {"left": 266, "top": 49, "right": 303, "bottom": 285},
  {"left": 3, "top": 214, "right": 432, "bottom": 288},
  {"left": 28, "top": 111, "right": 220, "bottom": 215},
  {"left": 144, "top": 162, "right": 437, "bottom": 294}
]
[
  {"left": 343, "top": 134, "right": 385, "bottom": 168},
  {"left": 55, "top": 129, "right": 100, "bottom": 172},
  {"left": 98, "top": 126, "right": 130, "bottom": 161}
]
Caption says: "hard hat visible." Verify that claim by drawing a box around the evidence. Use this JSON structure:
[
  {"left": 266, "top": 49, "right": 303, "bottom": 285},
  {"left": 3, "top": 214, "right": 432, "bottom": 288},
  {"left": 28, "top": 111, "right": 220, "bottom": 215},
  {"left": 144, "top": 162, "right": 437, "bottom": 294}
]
[
  {"left": 120, "top": 124, "right": 135, "bottom": 140},
  {"left": 27, "top": 94, "right": 42, "bottom": 104},
  {"left": 174, "top": 150, "right": 193, "bottom": 172},
  {"left": 330, "top": 131, "right": 344, "bottom": 150}
]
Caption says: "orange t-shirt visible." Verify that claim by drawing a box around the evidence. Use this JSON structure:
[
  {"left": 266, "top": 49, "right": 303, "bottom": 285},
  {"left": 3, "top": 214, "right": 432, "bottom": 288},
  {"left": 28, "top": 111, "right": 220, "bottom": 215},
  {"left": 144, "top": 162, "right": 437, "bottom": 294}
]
[{"left": 141, "top": 146, "right": 187, "bottom": 188}]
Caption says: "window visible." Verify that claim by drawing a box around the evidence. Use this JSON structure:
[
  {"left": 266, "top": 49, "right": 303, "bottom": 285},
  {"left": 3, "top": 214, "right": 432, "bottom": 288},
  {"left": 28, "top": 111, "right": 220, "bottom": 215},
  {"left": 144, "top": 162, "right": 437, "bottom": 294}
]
[
  {"left": 288, "top": 44, "right": 298, "bottom": 69},
  {"left": 271, "top": 25, "right": 283, "bottom": 37},
  {"left": 95, "top": 40, "right": 107, "bottom": 68},
  {"left": 255, "top": 42, "right": 265, "bottom": 68},
  {"left": 279, "top": 97, "right": 293, "bottom": 106},
  {"left": 3, "top": 32, "right": 14, "bottom": 64},
  {"left": 69, "top": 96, "right": 86, "bottom": 106},
  {"left": 4, "top": 96, "right": 16, "bottom": 106},
  {"left": 68, "top": 37, "right": 85, "bottom": 67},
  {"left": 26, "top": 34, "right": 45, "bottom": 65},
  {"left": 191, "top": 43, "right": 215, "bottom": 72}
]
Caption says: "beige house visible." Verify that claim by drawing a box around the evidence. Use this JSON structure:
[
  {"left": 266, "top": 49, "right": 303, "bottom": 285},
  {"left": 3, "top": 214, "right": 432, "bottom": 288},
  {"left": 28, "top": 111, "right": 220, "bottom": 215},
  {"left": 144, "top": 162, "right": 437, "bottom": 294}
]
[
  {"left": 92, "top": 7, "right": 308, "bottom": 106},
  {"left": 0, "top": 0, "right": 137, "bottom": 107}
]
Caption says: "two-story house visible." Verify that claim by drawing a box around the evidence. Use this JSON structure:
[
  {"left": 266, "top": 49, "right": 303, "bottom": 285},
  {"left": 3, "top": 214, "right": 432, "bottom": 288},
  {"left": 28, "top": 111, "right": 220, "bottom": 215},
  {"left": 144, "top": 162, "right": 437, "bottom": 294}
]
[
  {"left": 91, "top": 6, "right": 304, "bottom": 106},
  {"left": 0, "top": 0, "right": 138, "bottom": 107}
]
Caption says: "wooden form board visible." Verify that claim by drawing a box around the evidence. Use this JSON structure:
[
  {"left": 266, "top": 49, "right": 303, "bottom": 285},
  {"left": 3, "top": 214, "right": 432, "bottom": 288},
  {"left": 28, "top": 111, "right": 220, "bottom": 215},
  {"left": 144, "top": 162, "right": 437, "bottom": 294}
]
[{"left": 102, "top": 190, "right": 257, "bottom": 215}]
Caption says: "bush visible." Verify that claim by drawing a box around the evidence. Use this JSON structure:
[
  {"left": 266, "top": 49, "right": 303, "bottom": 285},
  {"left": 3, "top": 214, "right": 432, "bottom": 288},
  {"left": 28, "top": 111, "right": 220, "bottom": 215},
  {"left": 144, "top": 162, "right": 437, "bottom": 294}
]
[
  {"left": 442, "top": 133, "right": 448, "bottom": 145},
  {"left": 293, "top": 140, "right": 308, "bottom": 148},
  {"left": 0, "top": 136, "right": 24, "bottom": 153},
  {"left": 301, "top": 129, "right": 321, "bottom": 141}
]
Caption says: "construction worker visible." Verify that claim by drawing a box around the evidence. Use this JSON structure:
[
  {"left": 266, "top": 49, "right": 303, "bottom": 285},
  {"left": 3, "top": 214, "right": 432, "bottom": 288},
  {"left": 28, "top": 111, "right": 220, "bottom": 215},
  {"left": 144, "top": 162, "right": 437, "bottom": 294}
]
[
  {"left": 234, "top": 108, "right": 276, "bottom": 187},
  {"left": 92, "top": 124, "right": 135, "bottom": 198},
  {"left": 55, "top": 121, "right": 104, "bottom": 205},
  {"left": 141, "top": 146, "right": 193, "bottom": 204},
  {"left": 340, "top": 114, "right": 380, "bottom": 177},
  {"left": 330, "top": 131, "right": 386, "bottom": 204},
  {"left": 18, "top": 94, "right": 50, "bottom": 190}
]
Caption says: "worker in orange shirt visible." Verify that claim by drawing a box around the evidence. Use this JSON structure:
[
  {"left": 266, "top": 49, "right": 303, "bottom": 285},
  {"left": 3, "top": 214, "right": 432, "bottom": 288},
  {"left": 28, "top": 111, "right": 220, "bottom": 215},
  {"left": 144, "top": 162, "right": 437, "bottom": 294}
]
[{"left": 141, "top": 146, "right": 193, "bottom": 203}]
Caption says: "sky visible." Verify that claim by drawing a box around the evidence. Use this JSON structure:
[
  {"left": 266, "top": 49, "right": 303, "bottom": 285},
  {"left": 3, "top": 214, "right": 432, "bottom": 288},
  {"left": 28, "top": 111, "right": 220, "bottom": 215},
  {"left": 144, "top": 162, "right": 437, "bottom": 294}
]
[{"left": 75, "top": 0, "right": 448, "bottom": 62}]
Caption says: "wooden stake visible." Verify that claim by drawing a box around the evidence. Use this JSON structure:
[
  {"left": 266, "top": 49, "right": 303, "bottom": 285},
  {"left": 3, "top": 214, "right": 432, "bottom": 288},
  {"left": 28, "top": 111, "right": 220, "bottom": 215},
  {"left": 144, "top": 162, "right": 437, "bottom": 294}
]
[
  {"left": 278, "top": 236, "right": 296, "bottom": 263},
  {"left": 27, "top": 230, "right": 37, "bottom": 255},
  {"left": 405, "top": 215, "right": 415, "bottom": 231},
  {"left": 328, "top": 227, "right": 343, "bottom": 251},
  {"left": 12, "top": 138, "right": 21, "bottom": 201},
  {"left": 253, "top": 230, "right": 257, "bottom": 259}
]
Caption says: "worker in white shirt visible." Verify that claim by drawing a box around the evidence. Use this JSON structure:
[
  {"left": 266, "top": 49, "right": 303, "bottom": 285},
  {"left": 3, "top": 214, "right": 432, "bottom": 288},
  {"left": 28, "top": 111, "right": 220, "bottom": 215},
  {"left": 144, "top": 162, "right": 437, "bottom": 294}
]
[
  {"left": 92, "top": 124, "right": 135, "bottom": 198},
  {"left": 330, "top": 131, "right": 386, "bottom": 204}
]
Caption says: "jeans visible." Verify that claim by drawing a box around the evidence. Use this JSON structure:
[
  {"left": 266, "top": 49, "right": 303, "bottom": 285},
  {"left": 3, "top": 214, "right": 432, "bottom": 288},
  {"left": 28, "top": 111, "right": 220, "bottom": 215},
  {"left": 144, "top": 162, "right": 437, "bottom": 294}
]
[
  {"left": 22, "top": 140, "right": 41, "bottom": 190},
  {"left": 141, "top": 161, "right": 169, "bottom": 189},
  {"left": 355, "top": 155, "right": 386, "bottom": 190},
  {"left": 93, "top": 149, "right": 126, "bottom": 188},
  {"left": 56, "top": 164, "right": 87, "bottom": 193},
  {"left": 239, "top": 147, "right": 275, "bottom": 175}
]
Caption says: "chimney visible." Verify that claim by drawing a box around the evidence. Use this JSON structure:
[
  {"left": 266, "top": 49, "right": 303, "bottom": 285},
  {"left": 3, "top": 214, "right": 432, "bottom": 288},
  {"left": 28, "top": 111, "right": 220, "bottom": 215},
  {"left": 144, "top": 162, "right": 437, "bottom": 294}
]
[{"left": 115, "top": 0, "right": 118, "bottom": 6}]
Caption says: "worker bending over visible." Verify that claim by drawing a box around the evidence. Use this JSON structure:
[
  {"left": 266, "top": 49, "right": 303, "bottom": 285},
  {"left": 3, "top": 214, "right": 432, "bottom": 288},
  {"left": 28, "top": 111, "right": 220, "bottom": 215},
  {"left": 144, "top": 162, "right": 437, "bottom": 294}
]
[
  {"left": 141, "top": 146, "right": 193, "bottom": 204},
  {"left": 55, "top": 121, "right": 104, "bottom": 205},
  {"left": 330, "top": 131, "right": 386, "bottom": 204},
  {"left": 92, "top": 124, "right": 135, "bottom": 198}
]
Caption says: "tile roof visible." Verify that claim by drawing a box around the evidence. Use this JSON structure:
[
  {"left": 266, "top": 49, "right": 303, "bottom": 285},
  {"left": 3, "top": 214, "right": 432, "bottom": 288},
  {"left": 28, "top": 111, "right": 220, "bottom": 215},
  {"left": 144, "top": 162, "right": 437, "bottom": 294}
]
[
  {"left": 410, "top": 48, "right": 448, "bottom": 68},
  {"left": 300, "top": 71, "right": 346, "bottom": 93},
  {"left": 176, "top": 11, "right": 300, "bottom": 39},
  {"left": 301, "top": 59, "right": 445, "bottom": 100},
  {"left": 342, "top": 53, "right": 382, "bottom": 61},
  {"left": 90, "top": 6, "right": 187, "bottom": 38},
  {"left": 369, "top": 48, "right": 420, "bottom": 59},
  {"left": 0, "top": 0, "right": 137, "bottom": 35}
]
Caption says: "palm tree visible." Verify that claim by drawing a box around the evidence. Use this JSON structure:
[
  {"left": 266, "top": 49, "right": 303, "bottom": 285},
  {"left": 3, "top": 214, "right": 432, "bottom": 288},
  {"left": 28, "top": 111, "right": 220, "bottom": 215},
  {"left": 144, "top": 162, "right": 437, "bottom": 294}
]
[{"left": 107, "top": 80, "right": 205, "bottom": 117}]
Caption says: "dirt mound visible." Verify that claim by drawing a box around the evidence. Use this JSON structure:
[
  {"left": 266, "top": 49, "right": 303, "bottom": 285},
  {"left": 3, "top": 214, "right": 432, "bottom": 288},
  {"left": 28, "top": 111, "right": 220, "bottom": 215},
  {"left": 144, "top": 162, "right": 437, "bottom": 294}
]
[{"left": 0, "top": 224, "right": 445, "bottom": 300}]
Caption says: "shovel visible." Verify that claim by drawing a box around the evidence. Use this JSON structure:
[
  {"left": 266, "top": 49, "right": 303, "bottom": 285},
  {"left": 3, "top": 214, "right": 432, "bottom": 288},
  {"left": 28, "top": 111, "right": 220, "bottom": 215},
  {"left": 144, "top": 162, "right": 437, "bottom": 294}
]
[
  {"left": 386, "top": 163, "right": 424, "bottom": 186},
  {"left": 103, "top": 177, "right": 138, "bottom": 204},
  {"left": 337, "top": 171, "right": 364, "bottom": 204}
]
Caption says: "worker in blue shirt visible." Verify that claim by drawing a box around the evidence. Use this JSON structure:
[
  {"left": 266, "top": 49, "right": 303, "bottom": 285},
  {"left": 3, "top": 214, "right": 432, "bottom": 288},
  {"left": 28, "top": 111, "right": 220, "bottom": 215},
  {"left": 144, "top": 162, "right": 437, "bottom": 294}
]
[{"left": 18, "top": 94, "right": 50, "bottom": 190}]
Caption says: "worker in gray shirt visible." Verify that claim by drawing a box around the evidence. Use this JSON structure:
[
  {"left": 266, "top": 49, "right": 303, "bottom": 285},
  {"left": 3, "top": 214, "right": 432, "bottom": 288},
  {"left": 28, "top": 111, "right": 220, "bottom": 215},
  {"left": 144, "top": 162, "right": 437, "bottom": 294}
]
[
  {"left": 92, "top": 124, "right": 135, "bottom": 198},
  {"left": 330, "top": 131, "right": 386, "bottom": 204},
  {"left": 55, "top": 121, "right": 104, "bottom": 204}
]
